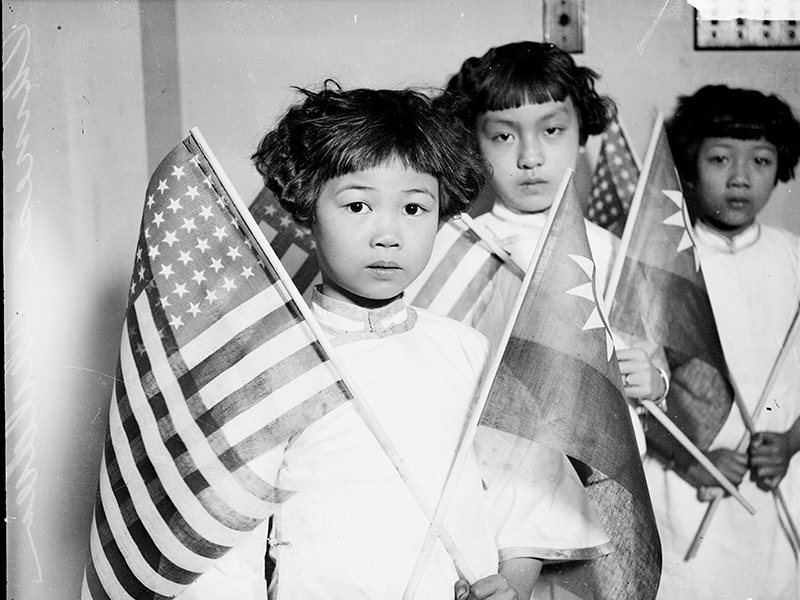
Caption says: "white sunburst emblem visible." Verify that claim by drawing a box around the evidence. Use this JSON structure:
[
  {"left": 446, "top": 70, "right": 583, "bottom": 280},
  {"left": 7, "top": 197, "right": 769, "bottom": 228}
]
[
  {"left": 565, "top": 254, "right": 615, "bottom": 361},
  {"left": 661, "top": 188, "right": 700, "bottom": 271}
]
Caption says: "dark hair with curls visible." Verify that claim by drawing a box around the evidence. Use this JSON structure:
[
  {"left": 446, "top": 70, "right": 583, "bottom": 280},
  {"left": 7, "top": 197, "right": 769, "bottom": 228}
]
[
  {"left": 666, "top": 84, "right": 800, "bottom": 185},
  {"left": 444, "top": 41, "right": 616, "bottom": 144},
  {"left": 251, "top": 81, "right": 488, "bottom": 227}
]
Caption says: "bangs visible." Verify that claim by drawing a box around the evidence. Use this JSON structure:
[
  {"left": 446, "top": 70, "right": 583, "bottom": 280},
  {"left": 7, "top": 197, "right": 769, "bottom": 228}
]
[
  {"left": 701, "top": 115, "right": 775, "bottom": 143},
  {"left": 477, "top": 66, "right": 571, "bottom": 114}
]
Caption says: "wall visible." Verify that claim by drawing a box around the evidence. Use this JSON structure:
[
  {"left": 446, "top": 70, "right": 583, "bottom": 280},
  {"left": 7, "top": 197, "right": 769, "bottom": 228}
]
[{"left": 4, "top": 2, "right": 798, "bottom": 599}]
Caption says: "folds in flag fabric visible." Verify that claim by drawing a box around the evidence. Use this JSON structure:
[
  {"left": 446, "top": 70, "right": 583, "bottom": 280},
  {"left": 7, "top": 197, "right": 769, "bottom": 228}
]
[
  {"left": 479, "top": 173, "right": 661, "bottom": 600},
  {"left": 605, "top": 117, "right": 734, "bottom": 475},
  {"left": 81, "top": 131, "right": 353, "bottom": 600},
  {"left": 585, "top": 117, "right": 640, "bottom": 237},
  {"left": 248, "top": 187, "right": 321, "bottom": 300},
  {"left": 404, "top": 217, "right": 520, "bottom": 322}
]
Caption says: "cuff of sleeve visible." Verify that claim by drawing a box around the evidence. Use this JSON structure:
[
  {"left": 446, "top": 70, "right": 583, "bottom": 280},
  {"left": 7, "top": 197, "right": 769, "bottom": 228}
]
[{"left": 498, "top": 542, "right": 614, "bottom": 564}]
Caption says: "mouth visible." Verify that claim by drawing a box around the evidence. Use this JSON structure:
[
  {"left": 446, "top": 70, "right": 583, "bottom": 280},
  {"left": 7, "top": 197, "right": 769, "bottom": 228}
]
[
  {"left": 367, "top": 261, "right": 402, "bottom": 277},
  {"left": 519, "top": 178, "right": 547, "bottom": 190},
  {"left": 725, "top": 196, "right": 751, "bottom": 209}
]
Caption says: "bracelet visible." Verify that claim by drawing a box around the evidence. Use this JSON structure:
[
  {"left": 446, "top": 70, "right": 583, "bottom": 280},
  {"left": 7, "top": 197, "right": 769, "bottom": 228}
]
[{"left": 653, "top": 365, "right": 669, "bottom": 408}]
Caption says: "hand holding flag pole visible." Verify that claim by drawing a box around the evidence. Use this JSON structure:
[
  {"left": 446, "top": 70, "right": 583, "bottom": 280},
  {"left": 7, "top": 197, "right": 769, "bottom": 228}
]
[
  {"left": 192, "top": 129, "right": 477, "bottom": 581},
  {"left": 401, "top": 171, "right": 573, "bottom": 600},
  {"left": 685, "top": 306, "right": 800, "bottom": 560},
  {"left": 603, "top": 113, "right": 754, "bottom": 515}
]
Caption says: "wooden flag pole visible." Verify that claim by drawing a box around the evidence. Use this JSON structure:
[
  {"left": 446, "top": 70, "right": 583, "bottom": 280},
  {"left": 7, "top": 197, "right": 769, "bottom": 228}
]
[
  {"left": 685, "top": 307, "right": 800, "bottom": 560},
  {"left": 640, "top": 399, "right": 755, "bottom": 515},
  {"left": 602, "top": 115, "right": 753, "bottom": 511},
  {"left": 401, "top": 171, "right": 575, "bottom": 600},
  {"left": 459, "top": 213, "right": 526, "bottom": 279},
  {"left": 603, "top": 112, "right": 665, "bottom": 310},
  {"left": 191, "top": 128, "right": 476, "bottom": 581}
]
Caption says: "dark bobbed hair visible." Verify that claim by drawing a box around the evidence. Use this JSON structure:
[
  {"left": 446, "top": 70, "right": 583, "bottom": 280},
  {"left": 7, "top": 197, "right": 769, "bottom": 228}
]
[
  {"left": 666, "top": 84, "right": 800, "bottom": 184},
  {"left": 252, "top": 81, "right": 489, "bottom": 227},
  {"left": 444, "top": 41, "right": 616, "bottom": 144}
]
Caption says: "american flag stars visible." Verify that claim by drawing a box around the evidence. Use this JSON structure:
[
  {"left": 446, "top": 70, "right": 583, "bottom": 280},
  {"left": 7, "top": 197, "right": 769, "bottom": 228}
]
[{"left": 129, "top": 150, "right": 259, "bottom": 339}]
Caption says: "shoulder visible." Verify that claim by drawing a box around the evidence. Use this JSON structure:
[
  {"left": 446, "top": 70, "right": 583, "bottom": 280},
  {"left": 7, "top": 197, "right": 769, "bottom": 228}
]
[
  {"left": 412, "top": 307, "right": 491, "bottom": 367},
  {"left": 759, "top": 223, "right": 800, "bottom": 253}
]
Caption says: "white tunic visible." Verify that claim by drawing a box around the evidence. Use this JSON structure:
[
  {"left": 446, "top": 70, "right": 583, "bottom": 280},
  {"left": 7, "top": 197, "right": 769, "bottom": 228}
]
[
  {"left": 645, "top": 221, "right": 800, "bottom": 600},
  {"left": 183, "top": 290, "right": 604, "bottom": 599}
]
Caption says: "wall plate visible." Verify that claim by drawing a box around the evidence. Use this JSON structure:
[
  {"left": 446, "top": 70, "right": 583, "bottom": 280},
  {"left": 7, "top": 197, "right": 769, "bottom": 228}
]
[{"left": 544, "top": 0, "right": 585, "bottom": 53}]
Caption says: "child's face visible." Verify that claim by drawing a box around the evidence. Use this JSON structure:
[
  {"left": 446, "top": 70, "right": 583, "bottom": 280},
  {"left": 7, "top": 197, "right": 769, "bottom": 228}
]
[
  {"left": 476, "top": 98, "right": 581, "bottom": 214},
  {"left": 311, "top": 160, "right": 439, "bottom": 307},
  {"left": 692, "top": 136, "right": 778, "bottom": 237}
]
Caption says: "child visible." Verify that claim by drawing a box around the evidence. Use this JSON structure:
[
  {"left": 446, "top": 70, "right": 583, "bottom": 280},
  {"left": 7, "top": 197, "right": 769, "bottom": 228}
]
[
  {"left": 441, "top": 41, "right": 668, "bottom": 447},
  {"left": 182, "top": 82, "right": 610, "bottom": 600},
  {"left": 648, "top": 84, "right": 800, "bottom": 600}
]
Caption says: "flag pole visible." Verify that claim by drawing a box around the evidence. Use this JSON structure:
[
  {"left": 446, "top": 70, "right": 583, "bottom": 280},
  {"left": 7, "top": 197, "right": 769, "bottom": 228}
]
[
  {"left": 640, "top": 399, "right": 755, "bottom": 514},
  {"left": 602, "top": 114, "right": 753, "bottom": 509},
  {"left": 458, "top": 213, "right": 526, "bottom": 279},
  {"left": 190, "top": 127, "right": 476, "bottom": 580},
  {"left": 603, "top": 112, "right": 665, "bottom": 310},
  {"left": 685, "top": 306, "right": 800, "bottom": 560},
  {"left": 401, "top": 170, "right": 576, "bottom": 600}
]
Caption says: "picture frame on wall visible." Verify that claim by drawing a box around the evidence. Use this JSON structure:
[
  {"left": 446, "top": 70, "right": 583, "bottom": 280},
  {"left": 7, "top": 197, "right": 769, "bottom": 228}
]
[{"left": 694, "top": 11, "right": 800, "bottom": 50}]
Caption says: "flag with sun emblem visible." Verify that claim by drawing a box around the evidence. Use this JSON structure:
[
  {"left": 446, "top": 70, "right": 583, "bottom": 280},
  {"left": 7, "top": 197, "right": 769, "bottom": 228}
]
[
  {"left": 81, "top": 129, "right": 355, "bottom": 600},
  {"left": 585, "top": 116, "right": 640, "bottom": 237},
  {"left": 479, "top": 172, "right": 661, "bottom": 600},
  {"left": 604, "top": 115, "right": 734, "bottom": 472}
]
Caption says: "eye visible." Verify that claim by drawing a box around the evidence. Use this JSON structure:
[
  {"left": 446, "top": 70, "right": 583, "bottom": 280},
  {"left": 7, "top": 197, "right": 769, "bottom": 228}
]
[
  {"left": 708, "top": 154, "right": 728, "bottom": 165},
  {"left": 346, "top": 201, "right": 369, "bottom": 214},
  {"left": 544, "top": 126, "right": 565, "bottom": 137},
  {"left": 492, "top": 132, "right": 513, "bottom": 142},
  {"left": 403, "top": 203, "right": 428, "bottom": 216},
  {"left": 754, "top": 156, "right": 774, "bottom": 167}
]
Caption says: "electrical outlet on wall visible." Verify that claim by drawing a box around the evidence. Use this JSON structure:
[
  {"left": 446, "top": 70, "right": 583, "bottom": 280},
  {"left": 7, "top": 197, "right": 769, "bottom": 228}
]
[{"left": 543, "top": 0, "right": 585, "bottom": 53}]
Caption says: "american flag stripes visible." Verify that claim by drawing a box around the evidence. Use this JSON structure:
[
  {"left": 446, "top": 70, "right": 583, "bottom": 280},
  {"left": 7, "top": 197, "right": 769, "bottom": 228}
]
[
  {"left": 404, "top": 217, "right": 521, "bottom": 322},
  {"left": 586, "top": 117, "right": 641, "bottom": 237},
  {"left": 81, "top": 131, "right": 352, "bottom": 599},
  {"left": 248, "top": 187, "right": 321, "bottom": 301}
]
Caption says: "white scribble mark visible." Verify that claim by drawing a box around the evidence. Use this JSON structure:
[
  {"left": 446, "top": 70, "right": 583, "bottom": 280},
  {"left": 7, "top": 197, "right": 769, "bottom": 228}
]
[
  {"left": 4, "top": 314, "right": 43, "bottom": 584},
  {"left": 65, "top": 365, "right": 123, "bottom": 383},
  {"left": 637, "top": 0, "right": 671, "bottom": 55},
  {"left": 3, "top": 24, "right": 39, "bottom": 281}
]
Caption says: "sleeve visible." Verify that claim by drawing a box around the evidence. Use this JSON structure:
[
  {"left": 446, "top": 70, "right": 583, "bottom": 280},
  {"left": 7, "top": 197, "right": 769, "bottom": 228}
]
[
  {"left": 475, "top": 427, "right": 612, "bottom": 564},
  {"left": 178, "top": 441, "right": 288, "bottom": 600}
]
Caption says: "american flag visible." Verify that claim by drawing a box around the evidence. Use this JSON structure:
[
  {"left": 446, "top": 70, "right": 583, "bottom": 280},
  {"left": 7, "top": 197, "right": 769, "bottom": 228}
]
[
  {"left": 81, "top": 131, "right": 353, "bottom": 600},
  {"left": 404, "top": 216, "right": 523, "bottom": 322},
  {"left": 480, "top": 172, "right": 661, "bottom": 600},
  {"left": 586, "top": 116, "right": 641, "bottom": 237},
  {"left": 248, "top": 187, "right": 321, "bottom": 302},
  {"left": 604, "top": 115, "right": 733, "bottom": 475}
]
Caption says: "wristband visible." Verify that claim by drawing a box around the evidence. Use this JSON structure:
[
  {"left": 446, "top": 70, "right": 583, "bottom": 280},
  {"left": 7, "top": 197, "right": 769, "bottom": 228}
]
[{"left": 653, "top": 365, "right": 669, "bottom": 409}]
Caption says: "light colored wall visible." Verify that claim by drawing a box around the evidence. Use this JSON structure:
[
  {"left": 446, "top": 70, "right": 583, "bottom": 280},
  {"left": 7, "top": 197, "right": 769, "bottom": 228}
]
[
  {"left": 4, "top": 2, "right": 148, "bottom": 599},
  {"left": 4, "top": 2, "right": 798, "bottom": 599}
]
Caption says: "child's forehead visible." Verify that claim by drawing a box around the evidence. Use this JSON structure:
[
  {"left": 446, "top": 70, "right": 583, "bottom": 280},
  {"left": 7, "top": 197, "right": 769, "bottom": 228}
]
[
  {"left": 700, "top": 136, "right": 777, "bottom": 153},
  {"left": 479, "top": 98, "right": 577, "bottom": 124}
]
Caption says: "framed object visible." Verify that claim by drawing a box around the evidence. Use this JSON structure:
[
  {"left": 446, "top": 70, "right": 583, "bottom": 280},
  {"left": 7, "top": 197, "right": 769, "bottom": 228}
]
[{"left": 694, "top": 11, "right": 800, "bottom": 50}]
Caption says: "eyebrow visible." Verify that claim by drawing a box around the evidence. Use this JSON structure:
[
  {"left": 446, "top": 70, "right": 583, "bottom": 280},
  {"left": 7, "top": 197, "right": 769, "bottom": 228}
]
[
  {"left": 334, "top": 183, "right": 437, "bottom": 199},
  {"left": 482, "top": 107, "right": 573, "bottom": 127}
]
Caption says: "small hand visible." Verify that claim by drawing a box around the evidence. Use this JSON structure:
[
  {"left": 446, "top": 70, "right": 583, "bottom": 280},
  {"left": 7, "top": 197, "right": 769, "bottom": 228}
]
[
  {"left": 454, "top": 575, "right": 518, "bottom": 600},
  {"left": 616, "top": 348, "right": 664, "bottom": 401},
  {"left": 686, "top": 448, "right": 748, "bottom": 491},
  {"left": 749, "top": 431, "right": 792, "bottom": 491}
]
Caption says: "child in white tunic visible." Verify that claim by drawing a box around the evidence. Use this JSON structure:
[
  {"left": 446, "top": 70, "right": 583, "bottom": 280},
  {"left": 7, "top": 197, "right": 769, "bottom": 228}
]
[
  {"left": 647, "top": 84, "right": 800, "bottom": 600},
  {"left": 440, "top": 42, "right": 670, "bottom": 455},
  {"left": 181, "top": 83, "right": 609, "bottom": 600}
]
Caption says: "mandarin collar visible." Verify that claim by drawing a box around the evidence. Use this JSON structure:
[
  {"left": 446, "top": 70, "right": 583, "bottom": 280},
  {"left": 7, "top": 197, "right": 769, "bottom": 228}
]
[
  {"left": 491, "top": 202, "right": 550, "bottom": 228},
  {"left": 310, "top": 287, "right": 417, "bottom": 344},
  {"left": 695, "top": 219, "right": 761, "bottom": 254}
]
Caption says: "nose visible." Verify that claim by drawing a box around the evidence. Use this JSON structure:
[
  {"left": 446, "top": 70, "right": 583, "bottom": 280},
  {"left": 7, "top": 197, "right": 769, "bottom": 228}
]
[
  {"left": 517, "top": 136, "right": 544, "bottom": 170},
  {"left": 728, "top": 156, "right": 751, "bottom": 188},
  {"left": 371, "top": 213, "right": 402, "bottom": 249}
]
